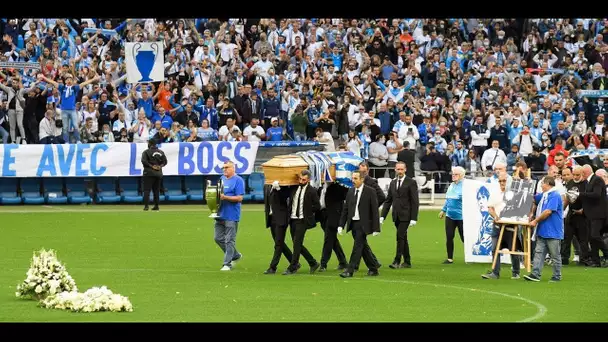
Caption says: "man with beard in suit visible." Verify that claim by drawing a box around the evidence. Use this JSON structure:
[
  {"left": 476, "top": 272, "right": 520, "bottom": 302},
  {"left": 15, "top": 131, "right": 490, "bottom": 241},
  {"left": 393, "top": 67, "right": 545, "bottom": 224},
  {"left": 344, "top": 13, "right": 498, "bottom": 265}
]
[
  {"left": 337, "top": 171, "right": 381, "bottom": 278},
  {"left": 578, "top": 165, "right": 608, "bottom": 267},
  {"left": 380, "top": 161, "right": 420, "bottom": 268},
  {"left": 562, "top": 166, "right": 589, "bottom": 265},
  {"left": 283, "top": 170, "right": 322, "bottom": 275},
  {"left": 357, "top": 162, "right": 384, "bottom": 270},
  {"left": 263, "top": 181, "right": 298, "bottom": 274},
  {"left": 318, "top": 182, "right": 349, "bottom": 272}
]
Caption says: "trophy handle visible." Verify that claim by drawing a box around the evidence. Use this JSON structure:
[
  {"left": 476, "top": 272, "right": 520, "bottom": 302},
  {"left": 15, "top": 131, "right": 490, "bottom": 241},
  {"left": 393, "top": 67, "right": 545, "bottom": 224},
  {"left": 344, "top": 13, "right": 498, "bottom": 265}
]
[
  {"left": 133, "top": 43, "right": 142, "bottom": 57},
  {"left": 151, "top": 43, "right": 160, "bottom": 64}
]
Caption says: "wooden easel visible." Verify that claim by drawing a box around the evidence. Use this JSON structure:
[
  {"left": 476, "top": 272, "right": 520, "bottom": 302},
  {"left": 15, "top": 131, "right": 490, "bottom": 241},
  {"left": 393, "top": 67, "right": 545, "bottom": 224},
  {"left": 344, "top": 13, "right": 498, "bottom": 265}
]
[{"left": 492, "top": 220, "right": 534, "bottom": 272}]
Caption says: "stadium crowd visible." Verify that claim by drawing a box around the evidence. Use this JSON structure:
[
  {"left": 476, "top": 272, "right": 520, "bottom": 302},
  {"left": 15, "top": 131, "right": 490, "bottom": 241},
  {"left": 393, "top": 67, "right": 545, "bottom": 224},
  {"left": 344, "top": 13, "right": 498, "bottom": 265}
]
[{"left": 1, "top": 18, "right": 608, "bottom": 182}]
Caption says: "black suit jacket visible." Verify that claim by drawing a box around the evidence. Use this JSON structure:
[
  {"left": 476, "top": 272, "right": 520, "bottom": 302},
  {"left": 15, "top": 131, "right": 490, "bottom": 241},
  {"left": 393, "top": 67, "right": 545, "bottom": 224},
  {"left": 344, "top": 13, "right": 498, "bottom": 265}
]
[
  {"left": 339, "top": 184, "right": 380, "bottom": 235},
  {"left": 264, "top": 184, "right": 291, "bottom": 228},
  {"left": 381, "top": 176, "right": 420, "bottom": 223},
  {"left": 322, "top": 183, "right": 349, "bottom": 228},
  {"left": 364, "top": 175, "right": 386, "bottom": 207},
  {"left": 580, "top": 175, "right": 607, "bottom": 220},
  {"left": 397, "top": 149, "right": 416, "bottom": 178},
  {"left": 290, "top": 184, "right": 320, "bottom": 229}
]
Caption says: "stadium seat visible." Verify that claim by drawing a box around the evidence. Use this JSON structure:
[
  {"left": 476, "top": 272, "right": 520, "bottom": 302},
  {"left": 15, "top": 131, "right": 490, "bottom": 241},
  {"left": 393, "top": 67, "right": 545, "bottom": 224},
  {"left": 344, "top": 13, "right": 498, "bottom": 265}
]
[
  {"left": 163, "top": 176, "right": 187, "bottom": 202},
  {"left": 242, "top": 175, "right": 254, "bottom": 202},
  {"left": 119, "top": 178, "right": 143, "bottom": 203},
  {"left": 43, "top": 178, "right": 68, "bottom": 204},
  {"left": 185, "top": 176, "right": 205, "bottom": 201},
  {"left": 0, "top": 178, "right": 22, "bottom": 204},
  {"left": 95, "top": 178, "right": 121, "bottom": 203},
  {"left": 20, "top": 178, "right": 45, "bottom": 205},
  {"left": 248, "top": 173, "right": 265, "bottom": 202},
  {"left": 65, "top": 178, "right": 93, "bottom": 204}
]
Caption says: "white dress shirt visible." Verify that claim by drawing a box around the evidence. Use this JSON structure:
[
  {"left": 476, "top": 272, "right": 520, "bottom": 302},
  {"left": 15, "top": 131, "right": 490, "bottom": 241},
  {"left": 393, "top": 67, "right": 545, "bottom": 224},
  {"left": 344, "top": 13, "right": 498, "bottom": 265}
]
[
  {"left": 291, "top": 184, "right": 307, "bottom": 219},
  {"left": 352, "top": 184, "right": 364, "bottom": 221}
]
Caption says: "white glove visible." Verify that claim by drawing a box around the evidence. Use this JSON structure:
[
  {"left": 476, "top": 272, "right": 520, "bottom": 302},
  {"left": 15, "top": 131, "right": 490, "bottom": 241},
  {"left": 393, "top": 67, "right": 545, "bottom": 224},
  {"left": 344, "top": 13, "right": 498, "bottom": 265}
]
[
  {"left": 409, "top": 220, "right": 417, "bottom": 227},
  {"left": 338, "top": 227, "right": 344, "bottom": 235},
  {"left": 272, "top": 180, "right": 280, "bottom": 191},
  {"left": 379, "top": 217, "right": 384, "bottom": 225},
  {"left": 372, "top": 232, "right": 380, "bottom": 236}
]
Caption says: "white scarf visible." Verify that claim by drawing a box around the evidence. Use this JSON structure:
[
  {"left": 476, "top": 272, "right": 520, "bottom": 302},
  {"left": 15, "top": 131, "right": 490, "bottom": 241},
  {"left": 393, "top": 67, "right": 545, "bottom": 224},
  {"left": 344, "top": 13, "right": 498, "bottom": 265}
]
[{"left": 65, "top": 86, "right": 74, "bottom": 98}]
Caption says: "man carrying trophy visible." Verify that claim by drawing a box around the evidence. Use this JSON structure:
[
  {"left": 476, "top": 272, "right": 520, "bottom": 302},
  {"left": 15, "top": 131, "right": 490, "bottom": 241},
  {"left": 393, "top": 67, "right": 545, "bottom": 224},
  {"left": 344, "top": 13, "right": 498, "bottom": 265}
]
[{"left": 212, "top": 160, "right": 245, "bottom": 271}]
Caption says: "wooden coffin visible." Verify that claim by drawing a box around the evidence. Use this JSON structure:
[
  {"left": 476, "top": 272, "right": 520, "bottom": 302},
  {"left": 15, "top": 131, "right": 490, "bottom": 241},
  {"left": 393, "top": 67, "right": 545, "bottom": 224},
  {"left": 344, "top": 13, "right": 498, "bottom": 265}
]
[{"left": 262, "top": 154, "right": 336, "bottom": 186}]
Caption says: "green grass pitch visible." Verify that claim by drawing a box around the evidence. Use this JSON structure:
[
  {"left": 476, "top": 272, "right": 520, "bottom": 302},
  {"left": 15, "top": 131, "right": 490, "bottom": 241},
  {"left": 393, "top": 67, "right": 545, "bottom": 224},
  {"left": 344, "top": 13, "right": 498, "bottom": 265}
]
[{"left": 0, "top": 204, "right": 606, "bottom": 322}]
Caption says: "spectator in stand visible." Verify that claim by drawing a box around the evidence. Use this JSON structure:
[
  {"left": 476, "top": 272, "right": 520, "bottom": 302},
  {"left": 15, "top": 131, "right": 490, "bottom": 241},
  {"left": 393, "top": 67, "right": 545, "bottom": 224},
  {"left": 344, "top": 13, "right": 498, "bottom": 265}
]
[
  {"left": 38, "top": 110, "right": 63, "bottom": 144},
  {"left": 471, "top": 115, "right": 491, "bottom": 158},
  {"left": 386, "top": 132, "right": 403, "bottom": 179},
  {"left": 266, "top": 117, "right": 283, "bottom": 142},
  {"left": 506, "top": 144, "right": 521, "bottom": 171},
  {"left": 481, "top": 140, "right": 508, "bottom": 174},
  {"left": 346, "top": 130, "right": 363, "bottom": 158},
  {"left": 243, "top": 117, "right": 265, "bottom": 142},
  {"left": 291, "top": 105, "right": 308, "bottom": 141},
  {"left": 130, "top": 109, "right": 152, "bottom": 143},
  {"left": 315, "top": 127, "right": 335, "bottom": 152},
  {"left": 396, "top": 113, "right": 419, "bottom": 151},
  {"left": 218, "top": 118, "right": 241, "bottom": 141},
  {"left": 368, "top": 134, "right": 389, "bottom": 178}
]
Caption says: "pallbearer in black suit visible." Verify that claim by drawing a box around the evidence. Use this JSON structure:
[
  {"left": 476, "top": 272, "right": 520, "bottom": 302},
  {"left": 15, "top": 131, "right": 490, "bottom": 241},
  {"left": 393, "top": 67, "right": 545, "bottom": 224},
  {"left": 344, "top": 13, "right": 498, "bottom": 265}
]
[
  {"left": 380, "top": 161, "right": 420, "bottom": 268},
  {"left": 578, "top": 165, "right": 608, "bottom": 267},
  {"left": 263, "top": 181, "right": 296, "bottom": 274},
  {"left": 283, "top": 170, "right": 321, "bottom": 275},
  {"left": 338, "top": 171, "right": 381, "bottom": 278},
  {"left": 318, "top": 182, "right": 349, "bottom": 271},
  {"left": 357, "top": 162, "right": 384, "bottom": 270}
]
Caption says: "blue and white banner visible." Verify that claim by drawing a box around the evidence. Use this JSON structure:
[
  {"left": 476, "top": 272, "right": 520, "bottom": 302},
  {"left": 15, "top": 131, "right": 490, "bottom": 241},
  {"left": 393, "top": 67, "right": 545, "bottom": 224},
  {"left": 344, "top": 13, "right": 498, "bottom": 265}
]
[
  {"left": 125, "top": 42, "right": 165, "bottom": 84},
  {"left": 580, "top": 90, "right": 608, "bottom": 98},
  {"left": 0, "top": 142, "right": 259, "bottom": 178},
  {"left": 0, "top": 62, "right": 40, "bottom": 70}
]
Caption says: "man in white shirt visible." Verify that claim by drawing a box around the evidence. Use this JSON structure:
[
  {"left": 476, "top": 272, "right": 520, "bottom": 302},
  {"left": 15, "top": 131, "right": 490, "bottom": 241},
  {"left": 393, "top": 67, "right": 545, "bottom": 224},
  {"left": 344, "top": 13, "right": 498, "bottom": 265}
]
[
  {"left": 250, "top": 53, "right": 273, "bottom": 79},
  {"left": 486, "top": 162, "right": 513, "bottom": 190},
  {"left": 243, "top": 118, "right": 265, "bottom": 142},
  {"left": 482, "top": 140, "right": 508, "bottom": 174},
  {"left": 218, "top": 118, "right": 242, "bottom": 141},
  {"left": 314, "top": 127, "right": 335, "bottom": 152},
  {"left": 368, "top": 134, "right": 389, "bottom": 178},
  {"left": 395, "top": 113, "right": 419, "bottom": 150},
  {"left": 112, "top": 112, "right": 131, "bottom": 134}
]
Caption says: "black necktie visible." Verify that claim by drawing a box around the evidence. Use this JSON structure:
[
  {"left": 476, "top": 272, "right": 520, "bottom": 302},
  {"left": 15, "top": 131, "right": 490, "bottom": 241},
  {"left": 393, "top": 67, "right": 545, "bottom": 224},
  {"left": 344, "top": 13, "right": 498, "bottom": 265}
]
[{"left": 398, "top": 178, "right": 402, "bottom": 189}]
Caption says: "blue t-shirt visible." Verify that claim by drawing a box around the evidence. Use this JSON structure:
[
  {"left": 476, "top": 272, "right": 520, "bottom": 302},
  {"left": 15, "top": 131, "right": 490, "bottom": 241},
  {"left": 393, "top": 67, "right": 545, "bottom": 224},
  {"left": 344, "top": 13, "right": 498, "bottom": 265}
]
[
  {"left": 533, "top": 190, "right": 564, "bottom": 239},
  {"left": 442, "top": 181, "right": 463, "bottom": 220},
  {"left": 137, "top": 98, "right": 154, "bottom": 119},
  {"left": 217, "top": 175, "right": 245, "bottom": 222},
  {"left": 58, "top": 84, "right": 80, "bottom": 110},
  {"left": 267, "top": 126, "right": 283, "bottom": 141}
]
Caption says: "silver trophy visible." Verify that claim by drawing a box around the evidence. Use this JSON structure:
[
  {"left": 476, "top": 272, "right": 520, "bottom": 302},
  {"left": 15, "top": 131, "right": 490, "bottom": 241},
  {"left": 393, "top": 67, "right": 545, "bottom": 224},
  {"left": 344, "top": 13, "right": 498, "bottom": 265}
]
[{"left": 566, "top": 187, "right": 579, "bottom": 203}]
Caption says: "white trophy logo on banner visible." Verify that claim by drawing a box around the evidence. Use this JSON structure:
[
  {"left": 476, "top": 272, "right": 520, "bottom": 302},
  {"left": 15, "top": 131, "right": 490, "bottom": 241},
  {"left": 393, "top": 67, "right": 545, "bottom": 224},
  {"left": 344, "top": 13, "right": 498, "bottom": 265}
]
[{"left": 125, "top": 42, "right": 164, "bottom": 84}]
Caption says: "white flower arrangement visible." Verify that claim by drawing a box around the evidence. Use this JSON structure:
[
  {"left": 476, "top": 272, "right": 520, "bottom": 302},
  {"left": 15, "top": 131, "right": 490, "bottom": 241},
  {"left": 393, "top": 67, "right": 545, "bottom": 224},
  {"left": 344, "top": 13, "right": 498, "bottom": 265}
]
[
  {"left": 41, "top": 286, "right": 133, "bottom": 313},
  {"left": 15, "top": 249, "right": 78, "bottom": 300},
  {"left": 16, "top": 249, "right": 133, "bottom": 313}
]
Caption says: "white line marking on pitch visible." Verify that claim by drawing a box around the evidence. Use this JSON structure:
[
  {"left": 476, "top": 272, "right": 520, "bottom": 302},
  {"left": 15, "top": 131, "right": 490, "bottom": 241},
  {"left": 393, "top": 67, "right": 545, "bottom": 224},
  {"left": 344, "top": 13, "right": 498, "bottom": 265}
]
[{"left": 68, "top": 267, "right": 547, "bottom": 322}]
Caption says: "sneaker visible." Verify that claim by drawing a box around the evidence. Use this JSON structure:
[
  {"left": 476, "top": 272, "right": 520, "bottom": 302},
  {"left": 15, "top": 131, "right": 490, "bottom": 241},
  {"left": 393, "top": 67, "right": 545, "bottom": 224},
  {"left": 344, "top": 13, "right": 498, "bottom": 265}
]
[
  {"left": 523, "top": 274, "right": 541, "bottom": 282},
  {"left": 220, "top": 265, "right": 231, "bottom": 271},
  {"left": 511, "top": 273, "right": 521, "bottom": 280},
  {"left": 572, "top": 255, "right": 580, "bottom": 262},
  {"left": 230, "top": 254, "right": 242, "bottom": 267},
  {"left": 481, "top": 272, "right": 499, "bottom": 279},
  {"left": 549, "top": 277, "right": 561, "bottom": 282}
]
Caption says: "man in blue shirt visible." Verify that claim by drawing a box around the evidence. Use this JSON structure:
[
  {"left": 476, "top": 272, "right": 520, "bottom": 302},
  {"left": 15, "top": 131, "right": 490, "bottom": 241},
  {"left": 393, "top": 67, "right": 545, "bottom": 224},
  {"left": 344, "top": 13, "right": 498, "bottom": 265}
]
[
  {"left": 524, "top": 176, "right": 564, "bottom": 282},
  {"left": 266, "top": 117, "right": 283, "bottom": 141},
  {"left": 41, "top": 73, "right": 99, "bottom": 143},
  {"left": 439, "top": 166, "right": 465, "bottom": 264},
  {"left": 215, "top": 160, "right": 245, "bottom": 271}
]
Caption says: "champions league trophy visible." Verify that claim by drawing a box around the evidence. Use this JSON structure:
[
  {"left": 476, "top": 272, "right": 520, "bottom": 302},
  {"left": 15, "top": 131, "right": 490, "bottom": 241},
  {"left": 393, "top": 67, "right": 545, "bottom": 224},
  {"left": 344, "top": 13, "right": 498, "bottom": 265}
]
[
  {"left": 132, "top": 42, "right": 160, "bottom": 82},
  {"left": 205, "top": 179, "right": 224, "bottom": 218}
]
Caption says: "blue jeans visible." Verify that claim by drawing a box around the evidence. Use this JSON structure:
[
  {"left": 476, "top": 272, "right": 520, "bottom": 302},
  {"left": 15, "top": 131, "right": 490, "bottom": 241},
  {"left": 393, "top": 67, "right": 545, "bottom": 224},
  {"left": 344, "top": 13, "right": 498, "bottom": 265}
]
[
  {"left": 0, "top": 125, "right": 8, "bottom": 144},
  {"left": 214, "top": 220, "right": 241, "bottom": 266},
  {"left": 61, "top": 109, "right": 80, "bottom": 143},
  {"left": 491, "top": 226, "right": 521, "bottom": 276},
  {"left": 531, "top": 237, "right": 562, "bottom": 280},
  {"left": 294, "top": 132, "right": 307, "bottom": 141}
]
